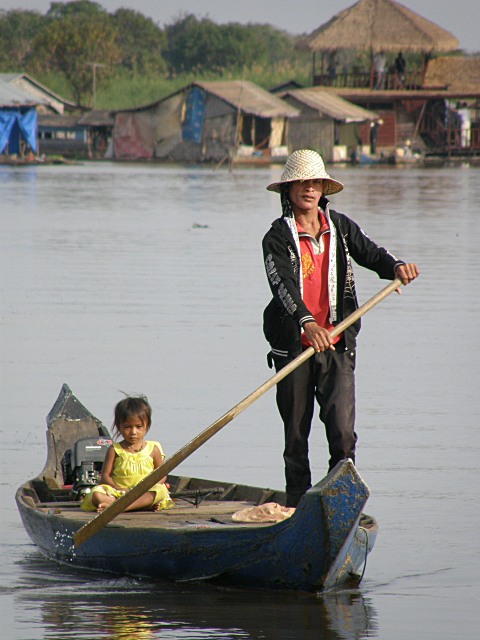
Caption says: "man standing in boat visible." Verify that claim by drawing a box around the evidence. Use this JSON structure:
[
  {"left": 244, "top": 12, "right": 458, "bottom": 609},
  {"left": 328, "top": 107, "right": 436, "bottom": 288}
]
[{"left": 262, "top": 149, "right": 419, "bottom": 507}]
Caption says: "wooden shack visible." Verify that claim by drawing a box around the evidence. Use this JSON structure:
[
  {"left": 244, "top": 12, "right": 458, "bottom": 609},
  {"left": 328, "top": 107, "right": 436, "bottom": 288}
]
[
  {"left": 112, "top": 80, "right": 299, "bottom": 163},
  {"left": 282, "top": 88, "right": 379, "bottom": 162}
]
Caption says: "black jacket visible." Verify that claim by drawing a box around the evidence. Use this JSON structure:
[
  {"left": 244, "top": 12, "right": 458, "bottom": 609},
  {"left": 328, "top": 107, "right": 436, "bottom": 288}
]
[{"left": 262, "top": 199, "right": 403, "bottom": 360}]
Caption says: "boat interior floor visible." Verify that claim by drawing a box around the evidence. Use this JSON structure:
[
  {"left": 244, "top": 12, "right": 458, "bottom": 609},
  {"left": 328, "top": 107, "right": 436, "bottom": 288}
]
[{"left": 35, "top": 499, "right": 273, "bottom": 529}]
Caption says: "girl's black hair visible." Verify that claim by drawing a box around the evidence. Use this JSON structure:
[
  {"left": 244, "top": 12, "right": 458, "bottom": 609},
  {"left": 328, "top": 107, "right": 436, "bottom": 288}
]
[{"left": 112, "top": 395, "right": 152, "bottom": 437}]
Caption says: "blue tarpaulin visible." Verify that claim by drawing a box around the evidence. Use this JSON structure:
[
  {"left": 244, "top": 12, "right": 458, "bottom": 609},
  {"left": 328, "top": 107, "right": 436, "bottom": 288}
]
[
  {"left": 182, "top": 87, "right": 206, "bottom": 144},
  {"left": 0, "top": 108, "right": 38, "bottom": 154}
]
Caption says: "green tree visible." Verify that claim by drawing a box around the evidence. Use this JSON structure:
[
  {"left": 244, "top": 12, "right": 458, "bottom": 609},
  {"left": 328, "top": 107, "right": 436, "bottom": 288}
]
[
  {"left": 31, "top": 13, "right": 121, "bottom": 105},
  {"left": 112, "top": 9, "right": 167, "bottom": 75},
  {"left": 220, "top": 23, "right": 268, "bottom": 68},
  {"left": 165, "top": 16, "right": 239, "bottom": 73},
  {"left": 0, "top": 5, "right": 310, "bottom": 108},
  {"left": 46, "top": 0, "right": 106, "bottom": 19},
  {"left": 165, "top": 15, "right": 229, "bottom": 74},
  {"left": 0, "top": 10, "right": 47, "bottom": 70},
  {"left": 248, "top": 24, "right": 306, "bottom": 65},
  {"left": 164, "top": 15, "right": 304, "bottom": 76}
]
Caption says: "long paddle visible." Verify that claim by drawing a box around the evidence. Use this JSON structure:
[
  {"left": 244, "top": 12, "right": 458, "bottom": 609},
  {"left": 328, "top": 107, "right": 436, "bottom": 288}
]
[{"left": 73, "top": 277, "right": 403, "bottom": 547}]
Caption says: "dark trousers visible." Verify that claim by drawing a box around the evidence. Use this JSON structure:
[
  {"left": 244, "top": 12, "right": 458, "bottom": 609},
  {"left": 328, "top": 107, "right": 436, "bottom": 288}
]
[{"left": 274, "top": 346, "right": 357, "bottom": 507}]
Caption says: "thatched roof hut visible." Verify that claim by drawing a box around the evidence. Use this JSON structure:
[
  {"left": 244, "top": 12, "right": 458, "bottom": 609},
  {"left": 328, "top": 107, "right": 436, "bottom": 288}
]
[
  {"left": 423, "top": 57, "right": 480, "bottom": 93},
  {"left": 298, "top": 0, "right": 459, "bottom": 53}
]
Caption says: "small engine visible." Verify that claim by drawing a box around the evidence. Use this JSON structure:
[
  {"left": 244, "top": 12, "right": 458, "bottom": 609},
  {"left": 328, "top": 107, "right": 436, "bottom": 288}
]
[{"left": 62, "top": 437, "right": 112, "bottom": 499}]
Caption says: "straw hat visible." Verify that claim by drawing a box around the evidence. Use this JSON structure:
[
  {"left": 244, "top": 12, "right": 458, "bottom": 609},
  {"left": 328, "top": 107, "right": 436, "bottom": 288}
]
[{"left": 266, "top": 149, "right": 344, "bottom": 196}]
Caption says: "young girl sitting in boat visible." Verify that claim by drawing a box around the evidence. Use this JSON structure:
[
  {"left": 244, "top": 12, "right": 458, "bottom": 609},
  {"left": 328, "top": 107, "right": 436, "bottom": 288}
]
[{"left": 81, "top": 395, "right": 174, "bottom": 513}]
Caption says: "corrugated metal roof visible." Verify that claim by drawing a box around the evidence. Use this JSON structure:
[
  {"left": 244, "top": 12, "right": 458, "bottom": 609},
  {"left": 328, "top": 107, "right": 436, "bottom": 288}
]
[
  {"left": 285, "top": 89, "right": 379, "bottom": 122},
  {"left": 327, "top": 86, "right": 480, "bottom": 100},
  {"left": 114, "top": 80, "right": 300, "bottom": 117},
  {"left": 77, "top": 110, "right": 114, "bottom": 126},
  {"left": 38, "top": 114, "right": 81, "bottom": 128},
  {"left": 196, "top": 80, "right": 299, "bottom": 118},
  {"left": 0, "top": 73, "right": 77, "bottom": 109},
  {"left": 0, "top": 73, "right": 20, "bottom": 82},
  {"left": 0, "top": 78, "right": 47, "bottom": 107}
]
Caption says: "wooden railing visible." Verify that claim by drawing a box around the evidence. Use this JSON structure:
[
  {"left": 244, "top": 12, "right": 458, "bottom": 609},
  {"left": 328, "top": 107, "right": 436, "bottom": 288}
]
[
  {"left": 420, "top": 113, "right": 480, "bottom": 154},
  {"left": 313, "top": 70, "right": 423, "bottom": 91}
]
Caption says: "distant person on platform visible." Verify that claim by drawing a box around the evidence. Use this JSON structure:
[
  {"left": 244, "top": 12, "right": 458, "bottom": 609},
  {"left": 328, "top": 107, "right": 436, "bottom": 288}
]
[
  {"left": 262, "top": 149, "right": 419, "bottom": 507},
  {"left": 395, "top": 51, "right": 406, "bottom": 87},
  {"left": 458, "top": 102, "right": 471, "bottom": 148},
  {"left": 328, "top": 57, "right": 337, "bottom": 86},
  {"left": 369, "top": 119, "right": 383, "bottom": 155},
  {"left": 374, "top": 51, "right": 387, "bottom": 89}
]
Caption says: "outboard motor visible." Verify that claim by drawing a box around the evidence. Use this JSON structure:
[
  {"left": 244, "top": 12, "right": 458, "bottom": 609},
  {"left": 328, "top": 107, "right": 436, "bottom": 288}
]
[{"left": 63, "top": 437, "right": 112, "bottom": 499}]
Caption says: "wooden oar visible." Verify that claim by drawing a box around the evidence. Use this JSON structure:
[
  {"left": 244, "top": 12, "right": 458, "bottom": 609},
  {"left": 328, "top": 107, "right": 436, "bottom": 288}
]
[{"left": 73, "top": 277, "right": 402, "bottom": 547}]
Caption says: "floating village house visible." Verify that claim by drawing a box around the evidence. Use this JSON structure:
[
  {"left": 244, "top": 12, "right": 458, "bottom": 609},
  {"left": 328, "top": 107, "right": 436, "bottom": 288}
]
[
  {"left": 421, "top": 56, "right": 480, "bottom": 153},
  {"left": 37, "top": 109, "right": 114, "bottom": 158},
  {"left": 281, "top": 89, "right": 379, "bottom": 162},
  {"left": 112, "top": 80, "right": 299, "bottom": 163},
  {"left": 0, "top": 73, "right": 113, "bottom": 159},
  {"left": 0, "top": 77, "right": 46, "bottom": 159},
  {"left": 296, "top": 0, "right": 480, "bottom": 158},
  {"left": 314, "top": 55, "right": 480, "bottom": 159},
  {"left": 0, "top": 73, "right": 87, "bottom": 159}
]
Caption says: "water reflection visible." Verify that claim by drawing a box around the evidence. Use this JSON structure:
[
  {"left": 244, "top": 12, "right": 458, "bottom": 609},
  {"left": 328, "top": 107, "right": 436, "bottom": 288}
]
[{"left": 16, "top": 552, "right": 377, "bottom": 640}]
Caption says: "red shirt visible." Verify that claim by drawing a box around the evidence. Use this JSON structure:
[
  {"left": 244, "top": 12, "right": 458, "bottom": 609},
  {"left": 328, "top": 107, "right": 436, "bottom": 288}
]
[{"left": 297, "top": 213, "right": 340, "bottom": 347}]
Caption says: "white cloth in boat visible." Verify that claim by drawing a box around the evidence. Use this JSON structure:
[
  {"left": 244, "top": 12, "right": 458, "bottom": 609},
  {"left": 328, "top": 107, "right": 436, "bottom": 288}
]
[{"left": 231, "top": 502, "right": 295, "bottom": 523}]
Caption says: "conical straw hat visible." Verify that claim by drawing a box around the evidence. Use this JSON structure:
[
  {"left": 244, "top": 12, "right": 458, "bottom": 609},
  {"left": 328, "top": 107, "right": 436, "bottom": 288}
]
[{"left": 266, "top": 149, "right": 344, "bottom": 195}]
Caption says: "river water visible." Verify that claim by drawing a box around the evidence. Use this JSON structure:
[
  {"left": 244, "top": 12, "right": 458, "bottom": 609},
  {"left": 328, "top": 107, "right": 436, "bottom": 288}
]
[{"left": 1, "top": 160, "right": 479, "bottom": 639}]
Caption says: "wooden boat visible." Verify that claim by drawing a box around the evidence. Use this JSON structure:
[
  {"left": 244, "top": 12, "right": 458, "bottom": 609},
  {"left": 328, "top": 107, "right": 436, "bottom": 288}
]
[{"left": 16, "top": 384, "right": 378, "bottom": 592}]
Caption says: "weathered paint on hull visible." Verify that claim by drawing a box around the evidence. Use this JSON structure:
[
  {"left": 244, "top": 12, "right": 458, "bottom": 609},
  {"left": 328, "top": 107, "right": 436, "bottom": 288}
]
[
  {"left": 16, "top": 384, "right": 377, "bottom": 592},
  {"left": 17, "top": 461, "right": 376, "bottom": 592}
]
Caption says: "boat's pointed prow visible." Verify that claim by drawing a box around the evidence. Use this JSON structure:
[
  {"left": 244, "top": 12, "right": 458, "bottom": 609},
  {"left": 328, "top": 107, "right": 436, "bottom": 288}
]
[
  {"left": 47, "top": 383, "right": 106, "bottom": 431},
  {"left": 41, "top": 385, "right": 110, "bottom": 485},
  {"left": 306, "top": 460, "right": 373, "bottom": 589}
]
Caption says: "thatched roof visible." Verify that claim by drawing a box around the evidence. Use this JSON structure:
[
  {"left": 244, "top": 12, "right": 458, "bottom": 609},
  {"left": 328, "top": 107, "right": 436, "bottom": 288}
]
[
  {"left": 284, "top": 88, "right": 379, "bottom": 122},
  {"left": 423, "top": 56, "right": 480, "bottom": 92},
  {"left": 197, "top": 81, "right": 299, "bottom": 118},
  {"left": 298, "top": 0, "right": 459, "bottom": 53}
]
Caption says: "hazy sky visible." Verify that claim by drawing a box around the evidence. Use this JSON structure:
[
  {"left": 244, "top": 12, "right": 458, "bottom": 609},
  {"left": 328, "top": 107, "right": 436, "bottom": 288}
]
[{"left": 3, "top": 0, "right": 479, "bottom": 53}]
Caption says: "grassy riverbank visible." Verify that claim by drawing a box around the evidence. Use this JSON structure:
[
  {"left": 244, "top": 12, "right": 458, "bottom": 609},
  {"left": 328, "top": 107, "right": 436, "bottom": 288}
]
[{"left": 36, "top": 61, "right": 312, "bottom": 110}]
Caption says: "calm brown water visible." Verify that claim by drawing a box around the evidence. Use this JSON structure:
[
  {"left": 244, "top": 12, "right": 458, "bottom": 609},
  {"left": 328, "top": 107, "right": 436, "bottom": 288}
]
[{"left": 1, "top": 161, "right": 479, "bottom": 639}]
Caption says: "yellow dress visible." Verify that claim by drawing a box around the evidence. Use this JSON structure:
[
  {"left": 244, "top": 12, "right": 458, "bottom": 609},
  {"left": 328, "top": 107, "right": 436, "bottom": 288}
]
[{"left": 81, "top": 441, "right": 174, "bottom": 512}]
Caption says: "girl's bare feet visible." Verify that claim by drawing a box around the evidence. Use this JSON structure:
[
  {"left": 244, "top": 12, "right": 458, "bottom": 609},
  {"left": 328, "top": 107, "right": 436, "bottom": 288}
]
[
  {"left": 96, "top": 501, "right": 112, "bottom": 512},
  {"left": 93, "top": 494, "right": 116, "bottom": 512}
]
